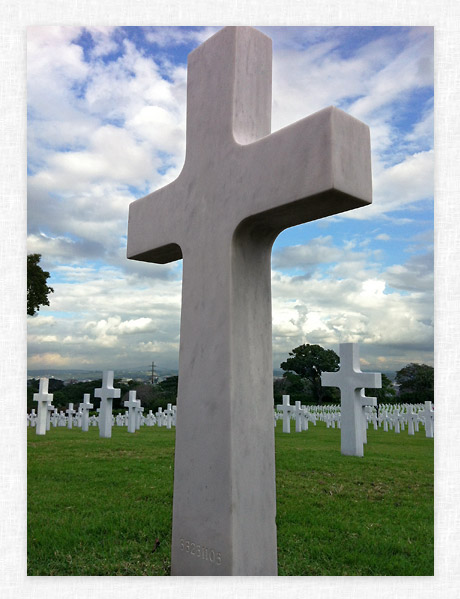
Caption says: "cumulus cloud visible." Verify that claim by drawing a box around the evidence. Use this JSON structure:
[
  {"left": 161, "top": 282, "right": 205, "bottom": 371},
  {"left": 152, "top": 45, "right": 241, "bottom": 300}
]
[
  {"left": 340, "top": 150, "right": 434, "bottom": 221},
  {"left": 26, "top": 26, "right": 433, "bottom": 373},
  {"left": 269, "top": 231, "right": 433, "bottom": 371},
  {"left": 143, "top": 26, "right": 218, "bottom": 48},
  {"left": 384, "top": 250, "right": 434, "bottom": 293}
]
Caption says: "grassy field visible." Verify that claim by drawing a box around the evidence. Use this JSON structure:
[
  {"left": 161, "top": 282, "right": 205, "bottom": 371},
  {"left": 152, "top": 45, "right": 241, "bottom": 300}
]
[{"left": 27, "top": 421, "right": 433, "bottom": 576}]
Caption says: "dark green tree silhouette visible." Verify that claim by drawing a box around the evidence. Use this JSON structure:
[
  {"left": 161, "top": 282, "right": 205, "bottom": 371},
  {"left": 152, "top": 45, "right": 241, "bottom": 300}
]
[
  {"left": 27, "top": 254, "right": 54, "bottom": 316},
  {"left": 395, "top": 363, "right": 434, "bottom": 404},
  {"left": 280, "top": 344, "right": 340, "bottom": 404}
]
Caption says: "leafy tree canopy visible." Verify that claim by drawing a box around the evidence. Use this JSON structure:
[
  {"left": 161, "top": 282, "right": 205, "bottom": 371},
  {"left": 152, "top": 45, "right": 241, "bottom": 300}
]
[
  {"left": 280, "top": 344, "right": 340, "bottom": 404},
  {"left": 365, "top": 373, "right": 397, "bottom": 409},
  {"left": 395, "top": 363, "right": 434, "bottom": 404},
  {"left": 27, "top": 254, "right": 54, "bottom": 316}
]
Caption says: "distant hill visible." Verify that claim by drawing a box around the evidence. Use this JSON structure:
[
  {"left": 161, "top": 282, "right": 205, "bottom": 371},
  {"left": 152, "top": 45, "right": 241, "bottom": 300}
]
[
  {"left": 27, "top": 365, "right": 178, "bottom": 383},
  {"left": 28, "top": 367, "right": 396, "bottom": 383}
]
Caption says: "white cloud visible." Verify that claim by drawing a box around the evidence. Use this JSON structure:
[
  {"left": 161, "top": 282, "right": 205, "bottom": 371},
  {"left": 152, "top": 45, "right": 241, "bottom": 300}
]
[
  {"left": 384, "top": 251, "right": 434, "bottom": 293},
  {"left": 342, "top": 150, "right": 434, "bottom": 220},
  {"left": 85, "top": 27, "right": 119, "bottom": 58},
  {"left": 26, "top": 26, "right": 433, "bottom": 374},
  {"left": 28, "top": 353, "right": 78, "bottom": 368},
  {"left": 143, "top": 26, "right": 218, "bottom": 48}
]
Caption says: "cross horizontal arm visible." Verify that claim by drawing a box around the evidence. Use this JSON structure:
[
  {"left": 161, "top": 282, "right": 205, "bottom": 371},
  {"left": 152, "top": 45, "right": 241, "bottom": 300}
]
[
  {"left": 322, "top": 370, "right": 380, "bottom": 390},
  {"left": 235, "top": 106, "right": 372, "bottom": 235},
  {"left": 127, "top": 179, "right": 184, "bottom": 263}
]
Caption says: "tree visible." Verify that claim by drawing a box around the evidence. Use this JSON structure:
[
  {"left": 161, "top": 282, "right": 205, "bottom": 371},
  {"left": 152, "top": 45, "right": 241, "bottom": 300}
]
[
  {"left": 365, "top": 373, "right": 397, "bottom": 413},
  {"left": 395, "top": 363, "right": 434, "bottom": 404},
  {"left": 280, "top": 344, "right": 340, "bottom": 404},
  {"left": 273, "top": 372, "right": 311, "bottom": 406},
  {"left": 27, "top": 254, "right": 54, "bottom": 316}
]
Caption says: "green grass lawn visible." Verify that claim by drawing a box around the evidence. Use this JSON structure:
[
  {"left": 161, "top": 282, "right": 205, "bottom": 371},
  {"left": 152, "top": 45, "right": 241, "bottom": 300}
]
[{"left": 27, "top": 421, "right": 433, "bottom": 576}]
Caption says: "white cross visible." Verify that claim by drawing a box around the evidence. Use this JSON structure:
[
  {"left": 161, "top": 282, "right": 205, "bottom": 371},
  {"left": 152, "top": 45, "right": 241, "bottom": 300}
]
[
  {"left": 51, "top": 407, "right": 58, "bottom": 428},
  {"left": 33, "top": 378, "right": 53, "bottom": 436},
  {"left": 127, "top": 27, "right": 372, "bottom": 575},
  {"left": 301, "top": 407, "right": 310, "bottom": 431},
  {"left": 407, "top": 405, "right": 418, "bottom": 435},
  {"left": 393, "top": 408, "right": 401, "bottom": 434},
  {"left": 58, "top": 410, "right": 66, "bottom": 426},
  {"left": 135, "top": 400, "right": 144, "bottom": 430},
  {"left": 79, "top": 393, "right": 94, "bottom": 432},
  {"left": 292, "top": 401, "right": 304, "bottom": 433},
  {"left": 322, "top": 343, "right": 381, "bottom": 457},
  {"left": 398, "top": 409, "right": 405, "bottom": 432},
  {"left": 94, "top": 371, "right": 120, "bottom": 438},
  {"left": 360, "top": 390, "right": 377, "bottom": 444},
  {"left": 46, "top": 401, "right": 54, "bottom": 431},
  {"left": 164, "top": 403, "right": 174, "bottom": 429},
  {"left": 421, "top": 401, "right": 434, "bottom": 438},
  {"left": 382, "top": 411, "right": 392, "bottom": 432},
  {"left": 276, "top": 395, "right": 293, "bottom": 433},
  {"left": 155, "top": 406, "right": 164, "bottom": 427},
  {"left": 146, "top": 410, "right": 156, "bottom": 427},
  {"left": 66, "top": 403, "right": 76, "bottom": 429},
  {"left": 124, "top": 390, "right": 138, "bottom": 434}
]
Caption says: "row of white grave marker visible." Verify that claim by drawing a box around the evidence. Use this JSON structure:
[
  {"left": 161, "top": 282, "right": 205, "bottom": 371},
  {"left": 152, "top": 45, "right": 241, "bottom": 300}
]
[
  {"left": 29, "top": 398, "right": 433, "bottom": 439},
  {"left": 32, "top": 371, "right": 177, "bottom": 437},
  {"left": 275, "top": 396, "right": 434, "bottom": 439},
  {"left": 32, "top": 372, "right": 433, "bottom": 447},
  {"left": 28, "top": 404, "right": 177, "bottom": 430}
]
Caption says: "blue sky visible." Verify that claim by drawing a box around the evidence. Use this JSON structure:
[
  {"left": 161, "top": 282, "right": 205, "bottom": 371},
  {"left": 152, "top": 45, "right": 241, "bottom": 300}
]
[{"left": 27, "top": 25, "right": 434, "bottom": 373}]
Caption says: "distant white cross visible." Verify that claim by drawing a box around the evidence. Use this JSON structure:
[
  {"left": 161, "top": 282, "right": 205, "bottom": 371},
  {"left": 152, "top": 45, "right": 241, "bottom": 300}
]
[
  {"left": 46, "top": 401, "right": 54, "bottom": 431},
  {"left": 33, "top": 378, "right": 53, "bottom": 436},
  {"left": 407, "top": 405, "right": 418, "bottom": 435},
  {"left": 292, "top": 401, "right": 304, "bottom": 433},
  {"left": 360, "top": 390, "right": 377, "bottom": 444},
  {"left": 322, "top": 343, "right": 381, "bottom": 457},
  {"left": 135, "top": 400, "right": 144, "bottom": 430},
  {"left": 94, "top": 371, "right": 120, "bottom": 438},
  {"left": 79, "top": 393, "right": 94, "bottom": 432},
  {"left": 301, "top": 406, "right": 310, "bottom": 431},
  {"left": 276, "top": 395, "right": 293, "bottom": 433},
  {"left": 124, "top": 390, "right": 138, "bottom": 434},
  {"left": 155, "top": 406, "right": 164, "bottom": 427},
  {"left": 421, "top": 401, "right": 434, "bottom": 438},
  {"left": 382, "top": 411, "right": 392, "bottom": 432},
  {"left": 393, "top": 408, "right": 401, "bottom": 434},
  {"left": 146, "top": 409, "right": 156, "bottom": 427},
  {"left": 66, "top": 403, "right": 76, "bottom": 429},
  {"left": 164, "top": 403, "right": 174, "bottom": 429}
]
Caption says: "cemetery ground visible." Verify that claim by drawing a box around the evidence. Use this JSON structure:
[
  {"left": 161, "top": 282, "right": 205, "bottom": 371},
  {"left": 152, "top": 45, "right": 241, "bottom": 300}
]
[{"left": 27, "top": 422, "right": 433, "bottom": 576}]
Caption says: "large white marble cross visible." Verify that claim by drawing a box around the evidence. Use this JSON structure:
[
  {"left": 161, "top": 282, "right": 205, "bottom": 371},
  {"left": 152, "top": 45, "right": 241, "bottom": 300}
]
[
  {"left": 321, "top": 343, "right": 381, "bottom": 457},
  {"left": 94, "top": 371, "right": 120, "bottom": 438},
  {"left": 127, "top": 26, "right": 372, "bottom": 575},
  {"left": 33, "top": 378, "right": 53, "bottom": 436}
]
